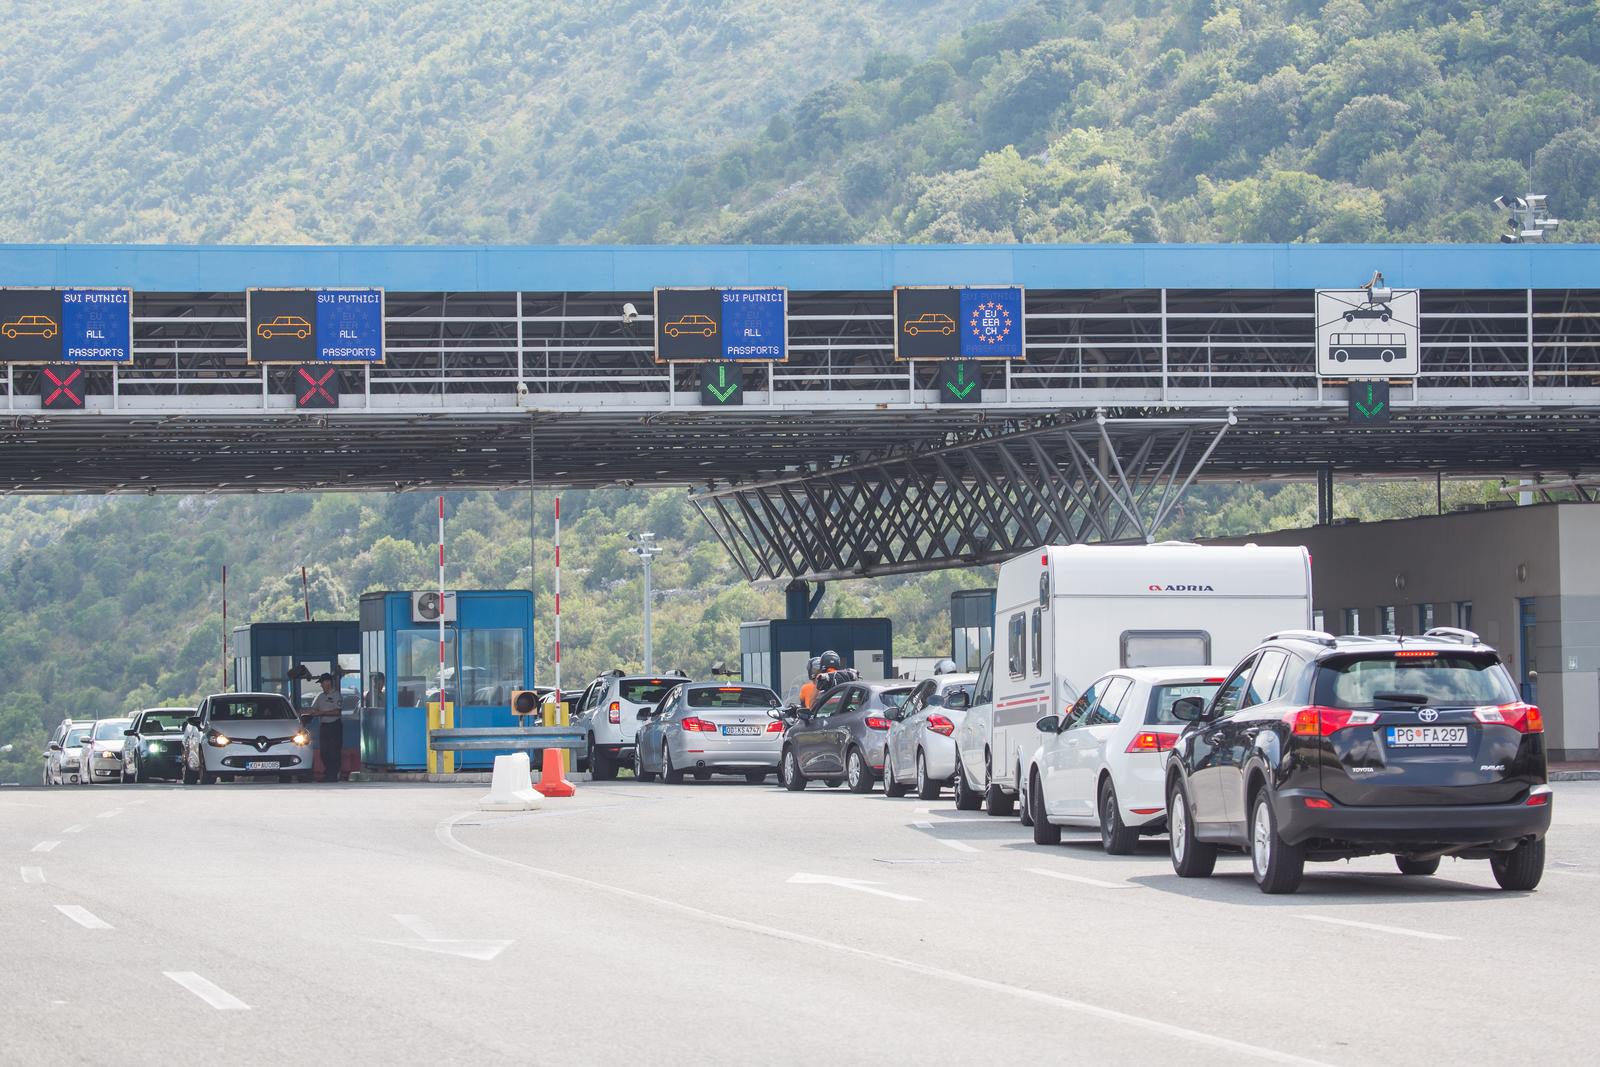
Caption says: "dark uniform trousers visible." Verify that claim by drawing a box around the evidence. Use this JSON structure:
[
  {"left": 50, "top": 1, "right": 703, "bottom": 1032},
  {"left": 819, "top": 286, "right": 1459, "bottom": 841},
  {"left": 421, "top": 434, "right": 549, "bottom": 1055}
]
[{"left": 319, "top": 718, "right": 343, "bottom": 782}]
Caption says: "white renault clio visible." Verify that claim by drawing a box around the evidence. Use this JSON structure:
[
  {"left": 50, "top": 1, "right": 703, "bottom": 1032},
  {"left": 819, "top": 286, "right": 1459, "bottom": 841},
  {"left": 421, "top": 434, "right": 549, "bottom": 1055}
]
[
  {"left": 1021, "top": 667, "right": 1223, "bottom": 853},
  {"left": 181, "top": 693, "right": 313, "bottom": 784}
]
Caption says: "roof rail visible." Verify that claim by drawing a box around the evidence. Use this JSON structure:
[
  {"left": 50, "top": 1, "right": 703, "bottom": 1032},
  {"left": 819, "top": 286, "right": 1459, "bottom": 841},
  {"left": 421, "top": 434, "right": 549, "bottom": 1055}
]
[
  {"left": 1264, "top": 629, "right": 1337, "bottom": 646},
  {"left": 1423, "top": 627, "right": 1482, "bottom": 645}
]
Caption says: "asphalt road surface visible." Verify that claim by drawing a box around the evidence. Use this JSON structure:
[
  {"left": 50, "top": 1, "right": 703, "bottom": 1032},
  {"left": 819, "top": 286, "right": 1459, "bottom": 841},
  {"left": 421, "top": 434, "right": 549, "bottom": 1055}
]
[{"left": 4, "top": 776, "right": 1599, "bottom": 1066}]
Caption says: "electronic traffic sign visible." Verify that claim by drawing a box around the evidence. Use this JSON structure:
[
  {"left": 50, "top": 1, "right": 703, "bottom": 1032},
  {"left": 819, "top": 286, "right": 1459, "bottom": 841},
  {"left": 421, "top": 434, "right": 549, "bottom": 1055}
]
[
  {"left": 289, "top": 364, "right": 341, "bottom": 409},
  {"left": 1348, "top": 379, "right": 1392, "bottom": 424},
  {"left": 247, "top": 288, "right": 385, "bottom": 363},
  {"left": 700, "top": 362, "right": 744, "bottom": 406},
  {"left": 894, "top": 286, "right": 1025, "bottom": 360},
  {"left": 1316, "top": 288, "right": 1419, "bottom": 377},
  {"left": 0, "top": 288, "right": 132, "bottom": 364},
  {"left": 655, "top": 287, "right": 787, "bottom": 362},
  {"left": 37, "top": 365, "right": 87, "bottom": 409},
  {"left": 933, "top": 360, "right": 982, "bottom": 403}
]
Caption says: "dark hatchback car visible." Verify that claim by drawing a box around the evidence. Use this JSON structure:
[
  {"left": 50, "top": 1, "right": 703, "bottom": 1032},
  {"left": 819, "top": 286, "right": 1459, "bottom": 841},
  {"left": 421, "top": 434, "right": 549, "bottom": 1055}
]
[
  {"left": 121, "top": 707, "right": 194, "bottom": 783},
  {"left": 1165, "top": 628, "right": 1550, "bottom": 894},
  {"left": 774, "top": 681, "right": 913, "bottom": 793}
]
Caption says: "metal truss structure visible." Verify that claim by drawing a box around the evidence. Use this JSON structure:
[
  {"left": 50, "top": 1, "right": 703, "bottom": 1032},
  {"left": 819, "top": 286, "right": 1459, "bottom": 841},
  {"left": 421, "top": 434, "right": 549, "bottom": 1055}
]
[{"left": 690, "top": 413, "right": 1236, "bottom": 582}]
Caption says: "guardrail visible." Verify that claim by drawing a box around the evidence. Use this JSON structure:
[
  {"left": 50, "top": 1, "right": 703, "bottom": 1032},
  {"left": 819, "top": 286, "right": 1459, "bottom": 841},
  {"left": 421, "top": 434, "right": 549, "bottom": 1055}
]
[{"left": 427, "top": 726, "right": 586, "bottom": 753}]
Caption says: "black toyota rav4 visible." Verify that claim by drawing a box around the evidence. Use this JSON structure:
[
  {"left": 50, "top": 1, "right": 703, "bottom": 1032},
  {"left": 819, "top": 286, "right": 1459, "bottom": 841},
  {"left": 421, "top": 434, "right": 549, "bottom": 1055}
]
[{"left": 1165, "top": 628, "right": 1550, "bottom": 894}]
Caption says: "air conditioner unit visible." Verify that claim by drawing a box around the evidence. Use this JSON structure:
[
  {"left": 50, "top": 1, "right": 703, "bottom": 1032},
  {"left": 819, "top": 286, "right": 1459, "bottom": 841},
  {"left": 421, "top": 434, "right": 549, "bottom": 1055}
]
[{"left": 412, "top": 591, "right": 458, "bottom": 623}]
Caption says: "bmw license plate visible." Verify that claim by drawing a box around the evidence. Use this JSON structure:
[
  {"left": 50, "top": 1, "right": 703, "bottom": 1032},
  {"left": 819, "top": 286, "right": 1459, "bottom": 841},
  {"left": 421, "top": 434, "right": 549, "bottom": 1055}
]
[
  {"left": 246, "top": 760, "right": 280, "bottom": 770},
  {"left": 722, "top": 726, "right": 760, "bottom": 736},
  {"left": 1386, "top": 726, "right": 1467, "bottom": 747}
]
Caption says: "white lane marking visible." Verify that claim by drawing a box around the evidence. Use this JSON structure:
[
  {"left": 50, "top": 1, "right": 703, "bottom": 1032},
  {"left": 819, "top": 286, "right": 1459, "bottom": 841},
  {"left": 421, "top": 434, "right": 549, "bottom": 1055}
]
[
  {"left": 937, "top": 838, "right": 980, "bottom": 854},
  {"left": 32, "top": 841, "right": 60, "bottom": 853},
  {"left": 21, "top": 867, "right": 46, "bottom": 884},
  {"left": 441, "top": 814, "right": 1328, "bottom": 1066},
  {"left": 63, "top": 825, "right": 86, "bottom": 834},
  {"left": 96, "top": 809, "right": 122, "bottom": 819},
  {"left": 374, "top": 914, "right": 513, "bottom": 961},
  {"left": 164, "top": 972, "right": 250, "bottom": 1010},
  {"left": 1027, "top": 868, "right": 1138, "bottom": 890},
  {"left": 54, "top": 905, "right": 112, "bottom": 930},
  {"left": 787, "top": 872, "right": 922, "bottom": 902},
  {"left": 1294, "top": 915, "right": 1458, "bottom": 942},
  {"left": 910, "top": 820, "right": 934, "bottom": 829}
]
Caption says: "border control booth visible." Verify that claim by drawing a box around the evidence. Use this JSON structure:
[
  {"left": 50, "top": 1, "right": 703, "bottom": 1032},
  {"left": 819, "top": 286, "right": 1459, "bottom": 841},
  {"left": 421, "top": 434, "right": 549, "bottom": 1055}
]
[
  {"left": 231, "top": 621, "right": 361, "bottom": 779},
  {"left": 359, "top": 590, "right": 534, "bottom": 772}
]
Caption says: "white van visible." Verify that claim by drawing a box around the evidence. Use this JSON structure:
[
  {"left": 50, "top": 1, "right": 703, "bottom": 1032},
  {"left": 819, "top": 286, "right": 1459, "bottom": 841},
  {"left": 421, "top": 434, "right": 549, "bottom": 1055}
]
[{"left": 953, "top": 543, "right": 1312, "bottom": 814}]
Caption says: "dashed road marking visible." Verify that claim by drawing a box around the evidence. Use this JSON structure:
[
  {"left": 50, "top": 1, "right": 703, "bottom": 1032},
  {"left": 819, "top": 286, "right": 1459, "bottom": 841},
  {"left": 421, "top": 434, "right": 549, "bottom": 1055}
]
[
  {"left": 63, "top": 825, "right": 86, "bottom": 834},
  {"left": 937, "top": 838, "right": 980, "bottom": 853},
  {"left": 1027, "top": 868, "right": 1138, "bottom": 890},
  {"left": 21, "top": 867, "right": 45, "bottom": 884},
  {"left": 55, "top": 905, "right": 112, "bottom": 930},
  {"left": 32, "top": 841, "right": 60, "bottom": 853},
  {"left": 910, "top": 820, "right": 934, "bottom": 829},
  {"left": 97, "top": 810, "right": 122, "bottom": 819},
  {"left": 1295, "top": 914, "right": 1458, "bottom": 942},
  {"left": 164, "top": 972, "right": 250, "bottom": 1010}
]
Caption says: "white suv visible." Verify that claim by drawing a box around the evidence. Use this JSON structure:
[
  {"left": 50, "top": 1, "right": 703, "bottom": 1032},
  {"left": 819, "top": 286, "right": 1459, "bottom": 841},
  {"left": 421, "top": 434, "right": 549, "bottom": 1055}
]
[{"left": 572, "top": 671, "right": 686, "bottom": 780}]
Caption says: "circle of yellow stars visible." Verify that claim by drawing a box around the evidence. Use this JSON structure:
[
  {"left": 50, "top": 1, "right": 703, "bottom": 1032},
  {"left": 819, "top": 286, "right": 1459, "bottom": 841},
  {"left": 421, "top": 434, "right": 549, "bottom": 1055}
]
[{"left": 969, "top": 301, "right": 1013, "bottom": 345}]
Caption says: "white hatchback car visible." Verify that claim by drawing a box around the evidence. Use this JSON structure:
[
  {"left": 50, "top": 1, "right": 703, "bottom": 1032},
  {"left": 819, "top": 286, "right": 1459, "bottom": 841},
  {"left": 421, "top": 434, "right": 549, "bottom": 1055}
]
[
  {"left": 882, "top": 672, "right": 976, "bottom": 800},
  {"left": 180, "top": 693, "right": 313, "bottom": 784},
  {"left": 1021, "top": 666, "right": 1223, "bottom": 853}
]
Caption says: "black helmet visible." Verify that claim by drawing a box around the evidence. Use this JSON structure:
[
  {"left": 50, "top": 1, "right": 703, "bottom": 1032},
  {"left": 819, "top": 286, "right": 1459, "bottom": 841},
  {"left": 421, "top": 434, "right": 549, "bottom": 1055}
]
[
  {"left": 933, "top": 659, "right": 958, "bottom": 675},
  {"left": 806, "top": 656, "right": 822, "bottom": 679},
  {"left": 820, "top": 650, "right": 842, "bottom": 670}
]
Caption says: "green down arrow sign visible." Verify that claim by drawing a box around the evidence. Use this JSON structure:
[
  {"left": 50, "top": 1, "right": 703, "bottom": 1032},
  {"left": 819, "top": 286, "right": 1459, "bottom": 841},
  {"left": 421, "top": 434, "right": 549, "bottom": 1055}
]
[
  {"left": 1348, "top": 379, "right": 1390, "bottom": 424},
  {"left": 935, "top": 360, "right": 981, "bottom": 403},
  {"left": 700, "top": 362, "right": 743, "bottom": 405}
]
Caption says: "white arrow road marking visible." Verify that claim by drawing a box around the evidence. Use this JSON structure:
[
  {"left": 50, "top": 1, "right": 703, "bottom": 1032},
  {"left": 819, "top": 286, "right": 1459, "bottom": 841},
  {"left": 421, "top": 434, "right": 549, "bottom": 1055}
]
[
  {"left": 1027, "top": 868, "right": 1138, "bottom": 890},
  {"left": 55, "top": 905, "right": 112, "bottom": 930},
  {"left": 910, "top": 821, "right": 934, "bottom": 829},
  {"left": 372, "top": 914, "right": 514, "bottom": 961},
  {"left": 63, "top": 825, "right": 86, "bottom": 834},
  {"left": 1294, "top": 915, "right": 1458, "bottom": 942},
  {"left": 21, "top": 867, "right": 46, "bottom": 884},
  {"left": 165, "top": 972, "right": 249, "bottom": 1010},
  {"left": 32, "top": 841, "right": 59, "bottom": 853},
  {"left": 787, "top": 872, "right": 922, "bottom": 902}
]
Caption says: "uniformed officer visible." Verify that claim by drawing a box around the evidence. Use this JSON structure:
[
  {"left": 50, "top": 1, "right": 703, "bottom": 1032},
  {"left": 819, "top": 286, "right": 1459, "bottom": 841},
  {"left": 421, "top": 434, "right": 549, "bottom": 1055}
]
[{"left": 305, "top": 673, "right": 344, "bottom": 783}]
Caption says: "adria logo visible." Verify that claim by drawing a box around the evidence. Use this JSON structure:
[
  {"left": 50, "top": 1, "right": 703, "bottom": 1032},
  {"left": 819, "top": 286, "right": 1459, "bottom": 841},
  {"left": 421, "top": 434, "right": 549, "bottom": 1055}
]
[{"left": 1147, "top": 583, "right": 1216, "bottom": 592}]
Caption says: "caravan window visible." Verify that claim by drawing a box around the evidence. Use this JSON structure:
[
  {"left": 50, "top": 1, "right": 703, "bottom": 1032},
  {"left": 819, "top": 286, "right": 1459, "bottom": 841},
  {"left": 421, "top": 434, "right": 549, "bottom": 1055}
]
[
  {"left": 1030, "top": 608, "right": 1043, "bottom": 677},
  {"left": 1007, "top": 613, "right": 1027, "bottom": 679},
  {"left": 1120, "top": 631, "right": 1211, "bottom": 669}
]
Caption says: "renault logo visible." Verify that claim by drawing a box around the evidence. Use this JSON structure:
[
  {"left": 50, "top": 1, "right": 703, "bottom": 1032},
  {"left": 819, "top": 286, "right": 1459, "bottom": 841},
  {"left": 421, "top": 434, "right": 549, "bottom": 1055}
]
[{"left": 1418, "top": 708, "right": 1439, "bottom": 722}]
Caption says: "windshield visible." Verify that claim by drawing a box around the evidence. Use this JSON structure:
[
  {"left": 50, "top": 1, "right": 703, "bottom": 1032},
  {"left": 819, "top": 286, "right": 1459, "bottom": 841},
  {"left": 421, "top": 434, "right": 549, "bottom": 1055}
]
[
  {"left": 210, "top": 697, "right": 297, "bottom": 721},
  {"left": 1314, "top": 653, "right": 1519, "bottom": 709},
  {"left": 880, "top": 688, "right": 913, "bottom": 708},
  {"left": 1147, "top": 683, "right": 1222, "bottom": 725},
  {"left": 140, "top": 713, "right": 188, "bottom": 735},
  {"left": 687, "top": 686, "right": 779, "bottom": 709},
  {"left": 620, "top": 680, "right": 678, "bottom": 705},
  {"left": 66, "top": 727, "right": 91, "bottom": 746},
  {"left": 93, "top": 720, "right": 131, "bottom": 740},
  {"left": 930, "top": 683, "right": 975, "bottom": 707}
]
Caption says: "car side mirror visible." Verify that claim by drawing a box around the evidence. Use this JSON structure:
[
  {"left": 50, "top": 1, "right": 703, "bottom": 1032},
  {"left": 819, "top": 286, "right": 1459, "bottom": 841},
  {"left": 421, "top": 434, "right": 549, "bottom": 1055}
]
[
  {"left": 48, "top": 742, "right": 62, "bottom": 752},
  {"left": 186, "top": 716, "right": 202, "bottom": 728},
  {"left": 946, "top": 691, "right": 970, "bottom": 711},
  {"left": 1035, "top": 714, "right": 1060, "bottom": 733},
  {"left": 124, "top": 729, "right": 138, "bottom": 737},
  {"left": 637, "top": 709, "right": 653, "bottom": 720},
  {"left": 1171, "top": 697, "right": 1205, "bottom": 722}
]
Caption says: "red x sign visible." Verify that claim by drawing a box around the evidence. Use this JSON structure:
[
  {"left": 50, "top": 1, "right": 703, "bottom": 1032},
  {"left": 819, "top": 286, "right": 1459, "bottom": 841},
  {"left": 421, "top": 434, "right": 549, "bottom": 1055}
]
[
  {"left": 294, "top": 365, "right": 339, "bottom": 408},
  {"left": 39, "top": 365, "right": 85, "bottom": 409}
]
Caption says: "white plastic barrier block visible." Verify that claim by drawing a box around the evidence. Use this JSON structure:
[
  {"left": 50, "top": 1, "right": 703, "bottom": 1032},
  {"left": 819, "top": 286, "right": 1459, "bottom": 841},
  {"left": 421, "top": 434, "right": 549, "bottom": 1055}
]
[{"left": 478, "top": 752, "right": 544, "bottom": 812}]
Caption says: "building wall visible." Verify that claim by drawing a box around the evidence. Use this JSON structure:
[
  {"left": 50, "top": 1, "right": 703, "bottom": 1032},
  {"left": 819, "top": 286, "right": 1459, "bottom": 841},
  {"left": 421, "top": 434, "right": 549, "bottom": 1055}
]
[{"left": 1217, "top": 503, "right": 1600, "bottom": 760}]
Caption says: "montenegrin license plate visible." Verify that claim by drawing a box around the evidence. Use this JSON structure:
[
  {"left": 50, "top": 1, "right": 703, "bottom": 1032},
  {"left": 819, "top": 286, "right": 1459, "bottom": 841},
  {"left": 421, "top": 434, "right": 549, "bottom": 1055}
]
[
  {"left": 246, "top": 760, "right": 280, "bottom": 770},
  {"left": 722, "top": 725, "right": 761, "bottom": 736},
  {"left": 1386, "top": 725, "right": 1467, "bottom": 747}
]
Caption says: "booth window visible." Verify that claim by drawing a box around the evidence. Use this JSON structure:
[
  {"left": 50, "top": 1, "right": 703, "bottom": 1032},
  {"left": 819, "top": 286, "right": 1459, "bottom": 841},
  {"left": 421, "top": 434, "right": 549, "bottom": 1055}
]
[
  {"left": 1007, "top": 612, "right": 1026, "bottom": 678},
  {"left": 460, "top": 628, "right": 526, "bottom": 706},
  {"left": 1416, "top": 603, "right": 1435, "bottom": 633},
  {"left": 1342, "top": 608, "right": 1361, "bottom": 636},
  {"left": 361, "top": 629, "right": 387, "bottom": 709},
  {"left": 1380, "top": 605, "right": 1398, "bottom": 635},
  {"left": 396, "top": 629, "right": 456, "bottom": 707},
  {"left": 259, "top": 655, "right": 292, "bottom": 702}
]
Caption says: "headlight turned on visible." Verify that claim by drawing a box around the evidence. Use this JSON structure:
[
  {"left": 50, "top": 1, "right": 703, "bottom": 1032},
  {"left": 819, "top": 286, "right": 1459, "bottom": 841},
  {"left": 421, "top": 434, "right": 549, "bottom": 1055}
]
[
  {"left": 292, "top": 731, "right": 310, "bottom": 746},
  {"left": 207, "top": 732, "right": 231, "bottom": 748}
]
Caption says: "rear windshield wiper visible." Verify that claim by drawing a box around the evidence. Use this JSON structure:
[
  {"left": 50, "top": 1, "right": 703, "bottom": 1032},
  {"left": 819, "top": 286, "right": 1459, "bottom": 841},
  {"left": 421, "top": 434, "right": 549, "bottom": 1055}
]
[{"left": 1372, "top": 692, "right": 1430, "bottom": 705}]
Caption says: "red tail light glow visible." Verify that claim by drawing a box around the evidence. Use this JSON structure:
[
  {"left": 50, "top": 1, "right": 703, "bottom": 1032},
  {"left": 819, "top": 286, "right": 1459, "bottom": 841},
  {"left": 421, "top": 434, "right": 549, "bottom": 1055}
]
[
  {"left": 1473, "top": 703, "right": 1543, "bottom": 733},
  {"left": 766, "top": 719, "right": 784, "bottom": 733},
  {"left": 1526, "top": 792, "right": 1550, "bottom": 807},
  {"left": 608, "top": 701, "right": 621, "bottom": 725},
  {"left": 1125, "top": 731, "right": 1178, "bottom": 753},
  {"left": 1286, "top": 707, "right": 1381, "bottom": 736},
  {"left": 865, "top": 716, "right": 892, "bottom": 731},
  {"left": 681, "top": 717, "right": 717, "bottom": 732},
  {"left": 1393, "top": 650, "right": 1438, "bottom": 658},
  {"left": 926, "top": 714, "right": 955, "bottom": 737},
  {"left": 1304, "top": 797, "right": 1334, "bottom": 809}
]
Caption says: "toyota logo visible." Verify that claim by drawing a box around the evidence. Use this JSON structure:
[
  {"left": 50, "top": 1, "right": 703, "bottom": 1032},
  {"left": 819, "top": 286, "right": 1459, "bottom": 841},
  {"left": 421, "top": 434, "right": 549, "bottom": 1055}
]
[{"left": 1418, "top": 709, "right": 1439, "bottom": 722}]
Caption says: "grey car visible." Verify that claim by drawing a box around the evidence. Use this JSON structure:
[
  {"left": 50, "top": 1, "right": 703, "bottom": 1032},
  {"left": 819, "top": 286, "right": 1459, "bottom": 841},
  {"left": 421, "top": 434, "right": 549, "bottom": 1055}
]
[
  {"left": 777, "top": 681, "right": 914, "bottom": 794},
  {"left": 44, "top": 721, "right": 93, "bottom": 785},
  {"left": 80, "top": 718, "right": 133, "bottom": 785},
  {"left": 635, "top": 683, "right": 783, "bottom": 784}
]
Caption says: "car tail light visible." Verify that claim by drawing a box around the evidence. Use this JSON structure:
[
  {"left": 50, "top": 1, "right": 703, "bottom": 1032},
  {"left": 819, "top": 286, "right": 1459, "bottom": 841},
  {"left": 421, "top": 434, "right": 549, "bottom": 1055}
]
[
  {"left": 1203, "top": 677, "right": 1225, "bottom": 685},
  {"left": 1304, "top": 797, "right": 1334, "bottom": 809},
  {"left": 608, "top": 701, "right": 621, "bottom": 725},
  {"left": 1285, "top": 707, "right": 1381, "bottom": 736},
  {"left": 1125, "top": 731, "right": 1177, "bottom": 753},
  {"left": 1526, "top": 792, "right": 1550, "bottom": 807},
  {"left": 681, "top": 717, "right": 717, "bottom": 732},
  {"left": 766, "top": 720, "right": 784, "bottom": 733},
  {"left": 1473, "top": 703, "right": 1542, "bottom": 733},
  {"left": 1393, "top": 650, "right": 1438, "bottom": 658},
  {"left": 926, "top": 714, "right": 955, "bottom": 737},
  {"left": 865, "top": 716, "right": 891, "bottom": 731}
]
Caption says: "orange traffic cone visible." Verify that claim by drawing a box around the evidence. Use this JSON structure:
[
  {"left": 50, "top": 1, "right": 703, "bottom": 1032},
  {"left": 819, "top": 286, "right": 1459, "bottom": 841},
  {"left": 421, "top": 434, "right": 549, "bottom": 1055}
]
[{"left": 534, "top": 748, "right": 576, "bottom": 798}]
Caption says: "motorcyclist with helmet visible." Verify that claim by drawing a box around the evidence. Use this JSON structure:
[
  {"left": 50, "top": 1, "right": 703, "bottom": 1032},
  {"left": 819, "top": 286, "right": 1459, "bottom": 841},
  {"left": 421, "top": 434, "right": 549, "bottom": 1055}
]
[
  {"left": 808, "top": 649, "right": 859, "bottom": 706},
  {"left": 797, "top": 656, "right": 823, "bottom": 710}
]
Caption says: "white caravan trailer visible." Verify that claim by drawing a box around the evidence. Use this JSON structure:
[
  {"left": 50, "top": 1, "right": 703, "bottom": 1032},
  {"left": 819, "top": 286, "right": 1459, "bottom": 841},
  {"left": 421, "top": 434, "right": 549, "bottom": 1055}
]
[{"left": 953, "top": 543, "right": 1312, "bottom": 812}]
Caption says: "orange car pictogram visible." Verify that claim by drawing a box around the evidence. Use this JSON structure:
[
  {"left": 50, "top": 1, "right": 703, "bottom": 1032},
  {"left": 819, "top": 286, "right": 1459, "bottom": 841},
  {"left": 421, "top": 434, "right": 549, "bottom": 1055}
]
[
  {"left": 257, "top": 315, "right": 312, "bottom": 340},
  {"left": 2, "top": 314, "right": 58, "bottom": 339},
  {"left": 664, "top": 314, "right": 717, "bottom": 338},
  {"left": 903, "top": 312, "right": 956, "bottom": 336}
]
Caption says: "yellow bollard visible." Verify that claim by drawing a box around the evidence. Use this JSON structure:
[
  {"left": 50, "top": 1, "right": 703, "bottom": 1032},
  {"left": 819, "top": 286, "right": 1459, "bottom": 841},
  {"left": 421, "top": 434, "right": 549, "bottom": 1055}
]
[
  {"left": 542, "top": 695, "right": 571, "bottom": 772},
  {"left": 427, "top": 700, "right": 455, "bottom": 775}
]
